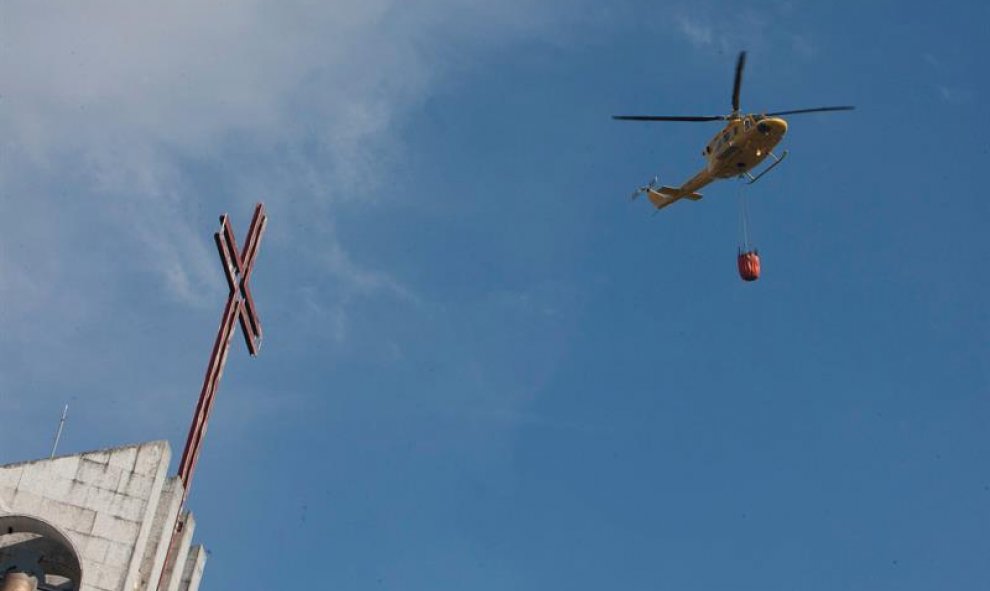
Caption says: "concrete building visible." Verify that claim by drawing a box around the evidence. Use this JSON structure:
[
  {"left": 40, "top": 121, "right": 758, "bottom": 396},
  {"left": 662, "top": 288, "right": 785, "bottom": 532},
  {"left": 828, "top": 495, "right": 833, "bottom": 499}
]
[{"left": 0, "top": 441, "right": 205, "bottom": 591}]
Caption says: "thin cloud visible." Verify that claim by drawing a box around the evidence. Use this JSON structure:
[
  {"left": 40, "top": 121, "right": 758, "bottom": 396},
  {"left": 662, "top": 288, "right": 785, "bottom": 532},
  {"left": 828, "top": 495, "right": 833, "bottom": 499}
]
[
  {"left": 790, "top": 34, "right": 817, "bottom": 58},
  {"left": 0, "top": 0, "right": 567, "bottom": 330},
  {"left": 672, "top": 4, "right": 816, "bottom": 59},
  {"left": 0, "top": 0, "right": 590, "bottom": 445},
  {"left": 937, "top": 84, "right": 973, "bottom": 104},
  {"left": 677, "top": 16, "right": 715, "bottom": 48},
  {"left": 318, "top": 232, "right": 420, "bottom": 344}
]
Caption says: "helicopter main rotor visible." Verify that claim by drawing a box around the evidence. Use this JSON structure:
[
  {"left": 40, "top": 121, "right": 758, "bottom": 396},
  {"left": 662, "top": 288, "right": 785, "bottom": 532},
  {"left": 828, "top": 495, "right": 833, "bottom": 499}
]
[
  {"left": 612, "top": 51, "right": 854, "bottom": 123},
  {"left": 732, "top": 50, "right": 745, "bottom": 115}
]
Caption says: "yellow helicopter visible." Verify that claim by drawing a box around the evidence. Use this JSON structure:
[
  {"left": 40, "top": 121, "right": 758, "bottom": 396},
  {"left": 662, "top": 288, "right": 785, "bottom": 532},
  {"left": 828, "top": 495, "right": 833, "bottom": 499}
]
[{"left": 614, "top": 51, "right": 853, "bottom": 210}]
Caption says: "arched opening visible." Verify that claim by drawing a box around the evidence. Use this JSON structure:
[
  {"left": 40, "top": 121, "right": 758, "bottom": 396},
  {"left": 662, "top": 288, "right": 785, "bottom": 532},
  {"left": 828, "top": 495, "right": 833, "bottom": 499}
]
[{"left": 0, "top": 516, "right": 82, "bottom": 591}]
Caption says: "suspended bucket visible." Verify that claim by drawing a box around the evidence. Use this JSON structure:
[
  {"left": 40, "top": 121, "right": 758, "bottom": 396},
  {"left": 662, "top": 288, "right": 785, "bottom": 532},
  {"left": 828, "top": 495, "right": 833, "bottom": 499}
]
[
  {"left": 737, "top": 249, "right": 761, "bottom": 282},
  {"left": 736, "top": 184, "right": 760, "bottom": 282}
]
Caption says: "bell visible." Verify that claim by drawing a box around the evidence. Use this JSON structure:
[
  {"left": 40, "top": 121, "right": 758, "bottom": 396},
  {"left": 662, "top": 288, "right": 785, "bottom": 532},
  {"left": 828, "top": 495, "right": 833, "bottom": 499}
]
[{"left": 0, "top": 572, "right": 38, "bottom": 591}]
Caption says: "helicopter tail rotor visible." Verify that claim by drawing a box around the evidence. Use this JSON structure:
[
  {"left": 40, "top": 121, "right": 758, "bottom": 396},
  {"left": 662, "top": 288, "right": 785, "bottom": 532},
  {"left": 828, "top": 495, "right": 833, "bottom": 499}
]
[{"left": 630, "top": 175, "right": 661, "bottom": 200}]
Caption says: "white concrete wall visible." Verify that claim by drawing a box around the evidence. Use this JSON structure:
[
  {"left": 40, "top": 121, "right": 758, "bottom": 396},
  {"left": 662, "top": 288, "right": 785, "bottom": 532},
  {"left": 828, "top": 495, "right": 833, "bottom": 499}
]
[
  {"left": 136, "top": 477, "right": 183, "bottom": 591},
  {"left": 178, "top": 546, "right": 206, "bottom": 591},
  {"left": 161, "top": 512, "right": 195, "bottom": 591},
  {"left": 0, "top": 442, "right": 206, "bottom": 591}
]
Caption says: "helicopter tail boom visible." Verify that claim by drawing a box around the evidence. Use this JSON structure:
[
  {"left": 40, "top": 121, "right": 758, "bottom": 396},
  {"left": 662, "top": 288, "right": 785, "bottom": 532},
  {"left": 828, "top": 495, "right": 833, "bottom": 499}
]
[{"left": 646, "top": 186, "right": 703, "bottom": 210}]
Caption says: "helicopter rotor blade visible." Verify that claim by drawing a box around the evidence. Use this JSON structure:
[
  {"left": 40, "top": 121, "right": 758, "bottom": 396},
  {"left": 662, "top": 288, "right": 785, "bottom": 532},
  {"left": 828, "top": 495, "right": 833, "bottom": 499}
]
[
  {"left": 612, "top": 115, "right": 726, "bottom": 122},
  {"left": 765, "top": 106, "right": 855, "bottom": 116},
  {"left": 732, "top": 51, "right": 746, "bottom": 113}
]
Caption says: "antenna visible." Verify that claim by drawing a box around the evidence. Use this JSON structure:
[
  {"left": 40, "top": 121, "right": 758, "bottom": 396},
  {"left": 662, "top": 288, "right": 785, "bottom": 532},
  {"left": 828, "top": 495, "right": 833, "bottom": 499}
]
[{"left": 49, "top": 404, "right": 69, "bottom": 459}]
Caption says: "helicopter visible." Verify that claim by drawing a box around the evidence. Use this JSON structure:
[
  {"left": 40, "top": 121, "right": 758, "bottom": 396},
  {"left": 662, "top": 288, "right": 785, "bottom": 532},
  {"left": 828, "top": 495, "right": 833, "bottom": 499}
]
[{"left": 614, "top": 51, "right": 854, "bottom": 210}]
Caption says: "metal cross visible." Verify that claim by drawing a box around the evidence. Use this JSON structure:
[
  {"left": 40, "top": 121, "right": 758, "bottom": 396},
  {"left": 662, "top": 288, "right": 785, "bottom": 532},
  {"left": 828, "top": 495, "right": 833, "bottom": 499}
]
[
  {"left": 177, "top": 202, "right": 267, "bottom": 497},
  {"left": 157, "top": 204, "right": 267, "bottom": 591}
]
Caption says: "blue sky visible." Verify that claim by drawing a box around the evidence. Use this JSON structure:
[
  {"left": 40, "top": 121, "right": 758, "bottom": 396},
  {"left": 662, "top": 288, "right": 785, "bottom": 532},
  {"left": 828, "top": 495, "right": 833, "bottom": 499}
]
[{"left": 2, "top": 1, "right": 988, "bottom": 589}]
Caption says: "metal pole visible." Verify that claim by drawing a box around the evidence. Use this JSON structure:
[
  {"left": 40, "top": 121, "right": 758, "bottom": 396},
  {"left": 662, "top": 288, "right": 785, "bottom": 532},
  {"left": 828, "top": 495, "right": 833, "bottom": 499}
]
[{"left": 49, "top": 404, "right": 68, "bottom": 459}]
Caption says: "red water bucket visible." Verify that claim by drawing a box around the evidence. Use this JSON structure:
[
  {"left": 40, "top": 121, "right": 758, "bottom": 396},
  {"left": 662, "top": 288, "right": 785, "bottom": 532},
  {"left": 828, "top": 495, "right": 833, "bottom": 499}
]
[{"left": 738, "top": 250, "right": 761, "bottom": 281}]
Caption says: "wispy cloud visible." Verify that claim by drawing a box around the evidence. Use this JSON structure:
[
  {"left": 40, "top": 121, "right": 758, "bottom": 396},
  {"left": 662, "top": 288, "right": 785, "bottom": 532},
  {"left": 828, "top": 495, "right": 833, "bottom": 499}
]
[
  {"left": 676, "top": 16, "right": 715, "bottom": 48},
  {"left": 921, "top": 52, "right": 975, "bottom": 105},
  {"left": 673, "top": 3, "right": 817, "bottom": 59},
  {"left": 312, "top": 228, "right": 421, "bottom": 344},
  {"left": 936, "top": 84, "right": 973, "bottom": 104},
  {"left": 0, "top": 0, "right": 588, "bottom": 451},
  {"left": 789, "top": 33, "right": 817, "bottom": 58},
  {"left": 463, "top": 407, "right": 602, "bottom": 434},
  {"left": 0, "top": 0, "right": 569, "bottom": 335}
]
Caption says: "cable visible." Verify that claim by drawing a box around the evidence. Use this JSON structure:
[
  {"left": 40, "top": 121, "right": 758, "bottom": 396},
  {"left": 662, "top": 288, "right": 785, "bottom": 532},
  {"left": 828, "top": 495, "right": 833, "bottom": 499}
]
[{"left": 737, "top": 180, "right": 752, "bottom": 252}]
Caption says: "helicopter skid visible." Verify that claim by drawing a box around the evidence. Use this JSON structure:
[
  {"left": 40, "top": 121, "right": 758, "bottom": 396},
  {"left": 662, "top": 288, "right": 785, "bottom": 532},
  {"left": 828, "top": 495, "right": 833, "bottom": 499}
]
[{"left": 744, "top": 149, "right": 788, "bottom": 185}]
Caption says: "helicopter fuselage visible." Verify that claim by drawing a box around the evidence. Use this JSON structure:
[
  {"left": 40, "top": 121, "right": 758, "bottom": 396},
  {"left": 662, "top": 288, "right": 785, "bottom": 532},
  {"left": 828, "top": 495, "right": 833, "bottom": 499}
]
[
  {"left": 705, "top": 116, "right": 787, "bottom": 177},
  {"left": 674, "top": 115, "right": 788, "bottom": 196}
]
